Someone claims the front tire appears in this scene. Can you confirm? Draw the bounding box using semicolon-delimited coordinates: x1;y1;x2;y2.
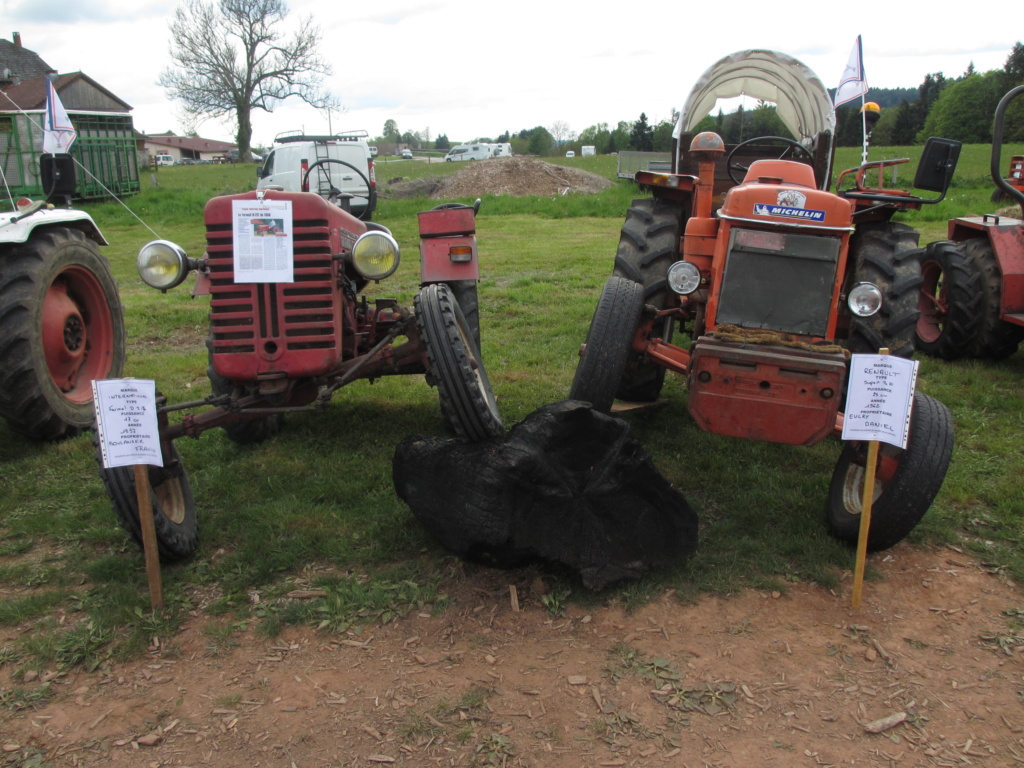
569;277;644;413
206;338;282;444
914;240;981;359
963;237;1024;359
844;222;921;358
827;392;953;552
611;198;682;402
96;437;199;562
415;283;502;441
0;228;126;439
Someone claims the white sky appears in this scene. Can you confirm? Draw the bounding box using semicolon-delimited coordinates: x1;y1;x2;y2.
2;0;1018;148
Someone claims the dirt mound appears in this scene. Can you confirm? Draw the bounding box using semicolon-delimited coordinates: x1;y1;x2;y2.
384;156;613;199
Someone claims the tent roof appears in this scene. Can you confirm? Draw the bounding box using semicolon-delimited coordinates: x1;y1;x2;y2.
675;49;835;141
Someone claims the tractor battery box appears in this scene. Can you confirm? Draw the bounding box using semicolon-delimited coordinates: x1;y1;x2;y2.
417;207;476;237
687;337;846;446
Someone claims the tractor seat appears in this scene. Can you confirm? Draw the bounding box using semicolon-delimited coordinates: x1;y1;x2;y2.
743;159;816;188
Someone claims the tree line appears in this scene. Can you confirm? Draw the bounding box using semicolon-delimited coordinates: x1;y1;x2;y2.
379;42;1024;156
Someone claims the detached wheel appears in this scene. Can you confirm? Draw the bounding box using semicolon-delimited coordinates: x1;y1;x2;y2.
415;283;502;441
0;228;125;439
95;436;199;562
914;240;981;359
569;276;644;413
844;222;921;358
206;338;282;444
827;392;953;552
963;237;1024;359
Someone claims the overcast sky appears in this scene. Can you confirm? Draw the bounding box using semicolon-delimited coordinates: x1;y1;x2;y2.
3;0;1018;148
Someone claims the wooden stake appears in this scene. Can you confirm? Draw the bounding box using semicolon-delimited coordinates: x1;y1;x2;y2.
851;348;889;610
133;464;164;610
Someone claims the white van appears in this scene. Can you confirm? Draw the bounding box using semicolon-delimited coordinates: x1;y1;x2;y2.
257;131;376;219
444;144;492;162
155;153;174;166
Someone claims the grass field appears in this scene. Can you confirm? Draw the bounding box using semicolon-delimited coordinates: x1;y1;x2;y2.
1;144;1022;669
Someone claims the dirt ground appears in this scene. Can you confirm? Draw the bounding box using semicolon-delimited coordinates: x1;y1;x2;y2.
3;545;1024;768
382;156;613;199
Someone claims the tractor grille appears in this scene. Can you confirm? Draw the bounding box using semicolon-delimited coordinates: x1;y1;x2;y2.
716;227;841;337
205;216;341;378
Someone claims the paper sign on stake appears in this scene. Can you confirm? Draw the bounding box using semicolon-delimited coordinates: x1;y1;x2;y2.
92;379;162;468
842;354;918;449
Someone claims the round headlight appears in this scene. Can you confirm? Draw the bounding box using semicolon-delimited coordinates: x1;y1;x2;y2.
848;282;883;317
351;231;400;281
667;260;702;295
137;240;190;290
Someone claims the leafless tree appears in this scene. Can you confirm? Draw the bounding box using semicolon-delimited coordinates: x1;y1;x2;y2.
549;120;571;147
159;0;336;161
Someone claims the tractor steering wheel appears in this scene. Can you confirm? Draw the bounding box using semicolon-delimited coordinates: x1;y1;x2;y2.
726;136;813;185
301;158;373;220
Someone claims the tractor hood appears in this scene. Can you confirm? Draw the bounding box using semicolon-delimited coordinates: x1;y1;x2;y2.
675;49;836;141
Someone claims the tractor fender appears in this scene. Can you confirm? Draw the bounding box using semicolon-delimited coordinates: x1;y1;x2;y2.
0;207;108;247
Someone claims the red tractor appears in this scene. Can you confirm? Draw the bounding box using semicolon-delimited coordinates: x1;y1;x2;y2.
915;85;1024;360
570;50;959;551
96;165;501;561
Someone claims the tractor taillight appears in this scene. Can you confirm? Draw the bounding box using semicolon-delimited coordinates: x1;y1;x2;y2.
448;245;473;263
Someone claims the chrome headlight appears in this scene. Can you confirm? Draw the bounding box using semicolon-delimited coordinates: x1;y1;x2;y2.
351;231;400;280
848;282;883;317
668;261;702;295
137;240;190;291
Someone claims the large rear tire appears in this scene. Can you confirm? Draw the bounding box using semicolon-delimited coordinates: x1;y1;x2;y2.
95;436;199;562
827;392;953;552
415;283;502;442
963;237;1024;359
569;277;644;413
844;222;921;358
611;198;682;402
0;228;125;440
914;240;981;359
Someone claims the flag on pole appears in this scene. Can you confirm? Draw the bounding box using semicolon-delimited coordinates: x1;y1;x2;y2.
42;77;77;154
834;36;868;108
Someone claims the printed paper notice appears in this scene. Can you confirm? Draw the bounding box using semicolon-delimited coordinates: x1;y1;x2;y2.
232;198;294;282
841;355;919;448
92;379;163;468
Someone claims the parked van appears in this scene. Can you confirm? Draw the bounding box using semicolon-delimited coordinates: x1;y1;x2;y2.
155;154;174;166
444;144;492;162
491;143;513;158
257;131;376;219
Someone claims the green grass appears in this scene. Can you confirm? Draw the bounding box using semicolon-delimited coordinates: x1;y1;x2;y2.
1;145;1022;669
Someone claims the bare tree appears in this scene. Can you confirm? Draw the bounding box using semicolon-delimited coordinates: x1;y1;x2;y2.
159;0;335;161
548;120;571;147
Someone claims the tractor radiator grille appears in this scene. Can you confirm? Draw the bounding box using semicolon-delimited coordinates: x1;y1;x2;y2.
716;227;841;337
205;218;339;361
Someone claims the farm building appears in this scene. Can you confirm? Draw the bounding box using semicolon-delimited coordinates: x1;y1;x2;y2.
141;133;238;164
0;32;140;201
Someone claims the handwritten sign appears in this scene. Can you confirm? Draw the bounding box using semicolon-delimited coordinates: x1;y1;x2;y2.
841;354;918;448
92;379;163;468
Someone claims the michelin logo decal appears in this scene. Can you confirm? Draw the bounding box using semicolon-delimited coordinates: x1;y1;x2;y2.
754;189;825;222
754;203;826;222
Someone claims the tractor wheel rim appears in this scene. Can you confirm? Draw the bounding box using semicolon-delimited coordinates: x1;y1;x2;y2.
41;266;117;404
915;261;946;343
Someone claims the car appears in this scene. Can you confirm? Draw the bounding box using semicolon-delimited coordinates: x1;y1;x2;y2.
401;149;414;159
257;131;377;220
565;151;575;158
176;158;197;165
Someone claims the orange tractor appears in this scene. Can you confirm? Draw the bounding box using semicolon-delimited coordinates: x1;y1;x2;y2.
571;50;959;551
915;84;1024;360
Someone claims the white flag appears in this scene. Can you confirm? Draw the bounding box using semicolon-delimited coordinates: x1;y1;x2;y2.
834;36;868;108
42;77;77;154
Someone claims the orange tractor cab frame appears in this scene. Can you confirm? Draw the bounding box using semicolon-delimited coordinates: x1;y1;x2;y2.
571;49;959;552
